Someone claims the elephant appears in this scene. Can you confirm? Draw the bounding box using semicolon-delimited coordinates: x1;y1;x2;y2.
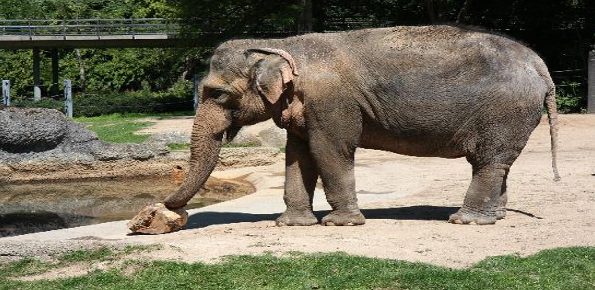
163;25;559;226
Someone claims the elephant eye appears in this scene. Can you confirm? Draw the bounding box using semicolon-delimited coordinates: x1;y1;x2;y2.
210;89;226;99
209;88;234;105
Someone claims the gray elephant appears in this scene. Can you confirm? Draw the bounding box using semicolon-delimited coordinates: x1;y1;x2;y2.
163;25;559;226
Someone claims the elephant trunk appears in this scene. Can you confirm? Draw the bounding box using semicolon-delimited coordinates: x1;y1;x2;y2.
163;100;232;208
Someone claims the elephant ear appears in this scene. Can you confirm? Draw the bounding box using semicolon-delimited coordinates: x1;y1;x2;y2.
247;48;299;104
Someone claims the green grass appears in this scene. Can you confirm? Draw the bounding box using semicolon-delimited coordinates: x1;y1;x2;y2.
166;143;191;151
223;142;260;148
74;112;193;144
1;247;594;289
166;142;261;151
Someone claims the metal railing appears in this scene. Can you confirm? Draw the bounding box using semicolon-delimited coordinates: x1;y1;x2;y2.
0;18;179;37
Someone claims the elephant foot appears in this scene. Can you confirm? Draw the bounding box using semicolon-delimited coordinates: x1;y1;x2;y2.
496;207;506;220
276;210;318;226
322;210;365;226
448;207;497;225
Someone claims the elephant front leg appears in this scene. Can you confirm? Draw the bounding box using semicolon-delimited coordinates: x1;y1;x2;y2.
309;131;365;226
276;133;319;226
449;163;510;225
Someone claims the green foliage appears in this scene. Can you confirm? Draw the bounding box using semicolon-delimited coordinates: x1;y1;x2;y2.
12;98;64;112
1;247;595;289
223;142;260;148
0;0;591;114
556;81;586;113
166;142;190;150
72;81;193;117
10;80;193;117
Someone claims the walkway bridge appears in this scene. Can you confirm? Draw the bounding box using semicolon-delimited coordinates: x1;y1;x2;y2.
0;18;194;100
0;18;185;49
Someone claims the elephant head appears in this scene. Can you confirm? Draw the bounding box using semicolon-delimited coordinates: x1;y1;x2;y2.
163;45;301;208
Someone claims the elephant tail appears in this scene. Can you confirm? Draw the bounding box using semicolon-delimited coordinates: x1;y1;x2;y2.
545;84;561;181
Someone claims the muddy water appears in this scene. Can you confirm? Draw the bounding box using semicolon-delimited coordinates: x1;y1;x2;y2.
0;176;255;237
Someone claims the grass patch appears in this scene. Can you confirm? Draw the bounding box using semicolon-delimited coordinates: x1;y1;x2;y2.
1;247;594;289
59;247;115;263
223;142;260;148
75;114;152;143
74;112;193;144
167;142;261;151
167;143;190;151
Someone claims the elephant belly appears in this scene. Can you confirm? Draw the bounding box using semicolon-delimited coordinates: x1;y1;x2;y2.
359;122;465;158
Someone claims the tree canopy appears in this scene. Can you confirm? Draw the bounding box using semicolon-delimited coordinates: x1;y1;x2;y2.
0;0;592;112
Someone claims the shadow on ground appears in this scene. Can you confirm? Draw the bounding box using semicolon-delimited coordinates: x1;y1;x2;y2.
186;206;543;229
185;206;460;229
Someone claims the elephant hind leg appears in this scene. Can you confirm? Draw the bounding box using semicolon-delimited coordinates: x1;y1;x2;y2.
449;158;515;225
496;172;509;220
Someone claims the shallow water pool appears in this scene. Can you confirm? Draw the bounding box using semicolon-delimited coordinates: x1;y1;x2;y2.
0;176;254;237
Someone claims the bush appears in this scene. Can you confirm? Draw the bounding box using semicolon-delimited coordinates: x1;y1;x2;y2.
12;98;64;112
9;80;194;117
556;81;586;113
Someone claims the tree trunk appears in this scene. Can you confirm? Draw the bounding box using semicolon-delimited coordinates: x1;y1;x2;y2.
296;0;313;34
456;0;474;24
425;0;437;23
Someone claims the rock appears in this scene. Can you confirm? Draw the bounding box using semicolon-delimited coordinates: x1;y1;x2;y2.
0;107;171;165
0;108;68;153
229;120;286;148
257;124;286;148
145;131;191;145
218;147;282;168
127;203;188;234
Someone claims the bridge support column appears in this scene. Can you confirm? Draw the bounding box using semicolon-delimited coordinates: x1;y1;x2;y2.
51;49;59;98
32;48;41;101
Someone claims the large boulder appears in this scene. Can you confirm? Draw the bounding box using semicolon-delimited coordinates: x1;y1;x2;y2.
0;107;170;164
0;108;68;153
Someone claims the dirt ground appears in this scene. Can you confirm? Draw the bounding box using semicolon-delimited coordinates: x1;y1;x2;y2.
136;116;195;135
1;114;595;271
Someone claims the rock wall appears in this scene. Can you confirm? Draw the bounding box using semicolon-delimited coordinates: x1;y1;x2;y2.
0;107;169;164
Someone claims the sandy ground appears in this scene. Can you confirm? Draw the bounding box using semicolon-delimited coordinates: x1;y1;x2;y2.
136;116;195;135
1;114;595;270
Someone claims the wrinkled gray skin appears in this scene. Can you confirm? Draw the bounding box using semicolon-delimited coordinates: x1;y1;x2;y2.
164;25;560;226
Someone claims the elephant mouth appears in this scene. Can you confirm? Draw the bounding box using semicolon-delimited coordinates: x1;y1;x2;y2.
225;126;242;142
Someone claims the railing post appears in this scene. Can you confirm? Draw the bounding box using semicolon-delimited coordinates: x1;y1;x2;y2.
64;79;72;118
96;19;101;38
62;19;67;39
28;20;32;39
193;74;200;111
2;80;10;106
33;48;41;101
130;18;135;39
588;49;595;113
